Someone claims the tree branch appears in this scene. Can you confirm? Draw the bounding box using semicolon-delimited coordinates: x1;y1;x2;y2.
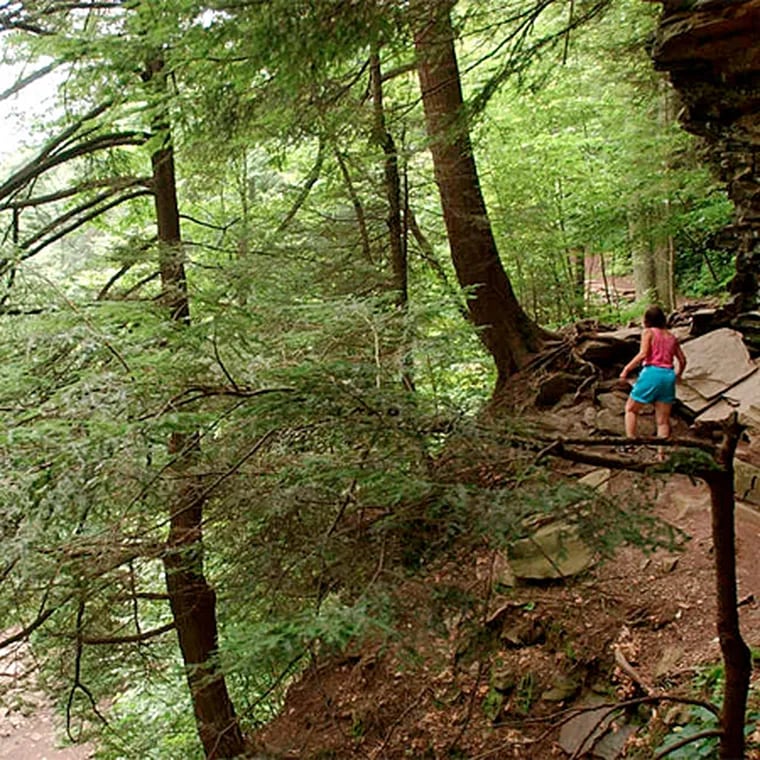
0;61;60;101
1;176;151;210
276;140;324;233
20;186;152;249
0;130;148;203
15;189;152;264
81;622;175;646
654;730;722;759
334;147;373;264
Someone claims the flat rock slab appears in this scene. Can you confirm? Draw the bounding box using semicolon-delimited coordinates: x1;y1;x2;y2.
508;520;594;581
578;469;612;493
694;367;760;426
577;329;639;364
678;328;756;414
558;697;636;759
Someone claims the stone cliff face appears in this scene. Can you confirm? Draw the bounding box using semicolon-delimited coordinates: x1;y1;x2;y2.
653;0;760;326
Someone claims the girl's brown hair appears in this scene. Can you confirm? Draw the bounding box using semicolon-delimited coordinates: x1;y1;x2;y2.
643;305;667;328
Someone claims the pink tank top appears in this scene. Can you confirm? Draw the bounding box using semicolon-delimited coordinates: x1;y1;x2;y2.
646;328;677;369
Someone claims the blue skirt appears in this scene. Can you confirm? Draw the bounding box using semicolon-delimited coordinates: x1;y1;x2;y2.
630;365;676;405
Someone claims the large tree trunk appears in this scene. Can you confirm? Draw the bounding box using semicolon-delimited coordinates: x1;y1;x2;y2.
147;58;245;760
410;0;545;391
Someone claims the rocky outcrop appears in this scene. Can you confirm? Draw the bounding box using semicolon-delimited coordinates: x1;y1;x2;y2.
653;0;760;320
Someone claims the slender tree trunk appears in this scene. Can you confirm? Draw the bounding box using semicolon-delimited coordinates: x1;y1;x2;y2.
653;80;676;311
411;0;545;391
334;149;373;264
704;420;751;759
572;247;586;317
371;50;407;307
370;48;414;391
146;57;245;760
629;205;656;302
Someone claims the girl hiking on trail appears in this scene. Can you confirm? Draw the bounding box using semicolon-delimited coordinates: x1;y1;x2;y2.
619;305;687;455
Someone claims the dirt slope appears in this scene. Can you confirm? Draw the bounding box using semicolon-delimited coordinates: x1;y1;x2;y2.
253;473;760;758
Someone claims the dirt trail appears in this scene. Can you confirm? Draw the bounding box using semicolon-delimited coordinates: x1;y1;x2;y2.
0;708;93;760
0;638;93;760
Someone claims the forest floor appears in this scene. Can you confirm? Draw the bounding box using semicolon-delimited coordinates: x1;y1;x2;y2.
7;469;759;760
252;473;760;759
0;637;94;760
252;365;760;758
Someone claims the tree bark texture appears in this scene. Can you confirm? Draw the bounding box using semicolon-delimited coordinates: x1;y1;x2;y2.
371;50;407;307
705;423;751;760
163;434;245;759
370;49;415;391
147;57;245;759
150;142;190;322
411;0;544;389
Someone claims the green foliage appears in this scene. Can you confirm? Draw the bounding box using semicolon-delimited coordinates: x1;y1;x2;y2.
0;0;744;755
652;664;760;759
474;0;730;322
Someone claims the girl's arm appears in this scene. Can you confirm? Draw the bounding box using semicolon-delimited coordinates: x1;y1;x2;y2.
674;341;687;380
620;329;652;380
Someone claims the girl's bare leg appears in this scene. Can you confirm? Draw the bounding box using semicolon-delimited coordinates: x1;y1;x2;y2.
625;398;643;438
654;401;672;460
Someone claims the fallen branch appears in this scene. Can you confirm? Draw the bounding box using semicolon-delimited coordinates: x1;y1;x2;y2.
613;645;653;696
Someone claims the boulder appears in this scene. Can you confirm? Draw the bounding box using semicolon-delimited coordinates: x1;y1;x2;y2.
735;311;760;356
508;519;595;581
576;328;640;365
597;392;626;414
653;0;760;314
678;329;757;415
594;409;624;436
558;695;637;759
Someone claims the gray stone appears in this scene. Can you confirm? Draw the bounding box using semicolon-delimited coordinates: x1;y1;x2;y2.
508;520;595;581
694;365;760;426
678;329;756;414
578;469;611;493
501;619;545;648
577;329;639;365
593;725;638;760
597;393;625;414
486;551;516;588
655;645;684;680
735;459;760;506
558;699;612;755
595;409;623;435
541;673;581;702
491;667;517;693
558;696;636;759
583;406;598;428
